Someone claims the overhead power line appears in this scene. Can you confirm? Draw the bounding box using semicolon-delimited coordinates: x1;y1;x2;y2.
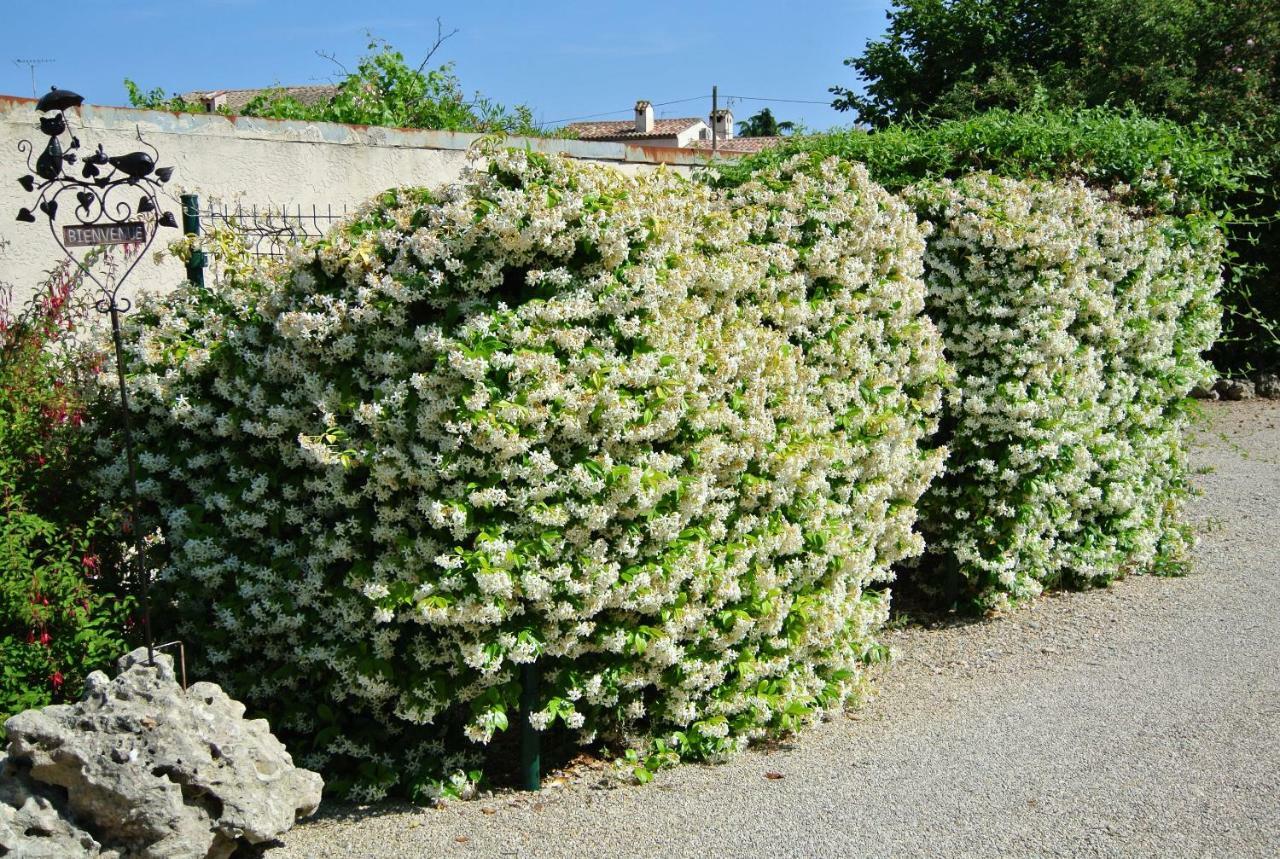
538;92;834;129
537;95;706;128
723;95;832;105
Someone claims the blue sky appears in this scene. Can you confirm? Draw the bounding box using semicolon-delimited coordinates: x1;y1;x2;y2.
0;0;890;131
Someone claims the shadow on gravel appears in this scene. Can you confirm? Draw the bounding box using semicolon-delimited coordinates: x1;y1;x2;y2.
879;564;1151;633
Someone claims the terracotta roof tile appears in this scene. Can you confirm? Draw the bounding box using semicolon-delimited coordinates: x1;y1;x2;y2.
565;117;706;140
181;85;338;113
687;136;787;154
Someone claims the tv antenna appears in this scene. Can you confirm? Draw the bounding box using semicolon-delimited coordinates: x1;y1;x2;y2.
13;59;55;97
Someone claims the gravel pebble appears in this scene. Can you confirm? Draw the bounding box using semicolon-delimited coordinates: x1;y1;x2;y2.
267;401;1280;858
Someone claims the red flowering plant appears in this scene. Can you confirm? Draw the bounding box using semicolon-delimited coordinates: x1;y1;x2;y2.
0;257;133;727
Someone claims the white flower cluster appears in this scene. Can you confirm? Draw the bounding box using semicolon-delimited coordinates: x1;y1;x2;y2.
115;151;945;799
904;174;1222;609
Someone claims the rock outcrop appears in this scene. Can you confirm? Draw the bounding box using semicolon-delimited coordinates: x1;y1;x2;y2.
0;760;117;858
1;648;322;859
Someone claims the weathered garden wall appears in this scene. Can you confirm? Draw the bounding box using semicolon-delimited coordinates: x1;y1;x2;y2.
0;95;719;307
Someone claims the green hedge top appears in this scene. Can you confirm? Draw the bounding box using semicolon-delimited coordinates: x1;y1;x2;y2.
710;107;1247;219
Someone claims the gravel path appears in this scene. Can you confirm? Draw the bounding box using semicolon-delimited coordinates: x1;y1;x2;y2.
267;401;1280;858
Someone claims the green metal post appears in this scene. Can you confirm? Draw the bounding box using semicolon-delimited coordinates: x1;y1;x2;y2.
520;662;541;791
180;194;205;287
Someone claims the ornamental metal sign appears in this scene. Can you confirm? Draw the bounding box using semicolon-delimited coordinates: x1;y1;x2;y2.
14;86;179;304
62;220;146;247
12;86;178;666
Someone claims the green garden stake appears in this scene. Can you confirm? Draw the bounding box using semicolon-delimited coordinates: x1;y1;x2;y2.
520;662;540;791
180;194;205;287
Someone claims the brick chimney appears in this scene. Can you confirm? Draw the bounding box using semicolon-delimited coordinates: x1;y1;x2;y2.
711;108;734;140
635;100;654;133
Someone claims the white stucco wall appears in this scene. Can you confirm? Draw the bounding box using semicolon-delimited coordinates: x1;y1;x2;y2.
675;122;713;147
0;96;726;309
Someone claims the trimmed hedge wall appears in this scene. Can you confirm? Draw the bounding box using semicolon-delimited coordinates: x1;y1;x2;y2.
711;108;1261;373
903;173;1221;610
114;151;946;800
100;146;1223;798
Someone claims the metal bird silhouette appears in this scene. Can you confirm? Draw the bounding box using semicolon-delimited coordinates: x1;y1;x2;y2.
108;151;155;179
35;87;83;113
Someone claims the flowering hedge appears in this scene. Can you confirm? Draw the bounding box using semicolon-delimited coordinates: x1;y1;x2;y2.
901;174;1222;610
711;109;1265;374
114;151;945;799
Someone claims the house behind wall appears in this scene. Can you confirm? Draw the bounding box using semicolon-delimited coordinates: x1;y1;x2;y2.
0;95;733;308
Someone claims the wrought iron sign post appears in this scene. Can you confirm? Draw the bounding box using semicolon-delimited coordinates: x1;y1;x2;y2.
14;87;182;666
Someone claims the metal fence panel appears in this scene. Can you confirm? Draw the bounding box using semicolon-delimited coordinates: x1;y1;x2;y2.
201;201;348;258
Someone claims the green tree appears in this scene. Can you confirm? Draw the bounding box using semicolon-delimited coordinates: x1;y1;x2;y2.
831;0;1279;133
123;80;199;113
736;107;797;137
127;36;551;137
831;0;1280;372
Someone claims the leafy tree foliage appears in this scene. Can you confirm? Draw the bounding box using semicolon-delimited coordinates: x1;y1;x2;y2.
832;0;1278;133
831;0;1280;372
126;39;549;137
736;107;797;137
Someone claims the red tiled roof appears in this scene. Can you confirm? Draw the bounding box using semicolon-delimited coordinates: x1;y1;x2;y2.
687;136;787;154
181;85;338;113
565;117;706;140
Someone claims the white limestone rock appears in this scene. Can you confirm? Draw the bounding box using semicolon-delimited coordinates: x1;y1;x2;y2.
0;756;118;858
1;648;322;858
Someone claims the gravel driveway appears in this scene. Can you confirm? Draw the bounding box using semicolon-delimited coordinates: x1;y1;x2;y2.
267;401;1280;858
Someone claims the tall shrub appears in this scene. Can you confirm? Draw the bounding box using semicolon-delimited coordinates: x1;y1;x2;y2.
711;109;1265;372
826;0;1279;373
903;174;1222;609
1;264;132;724
711;109;1242;218
114;151;946;799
